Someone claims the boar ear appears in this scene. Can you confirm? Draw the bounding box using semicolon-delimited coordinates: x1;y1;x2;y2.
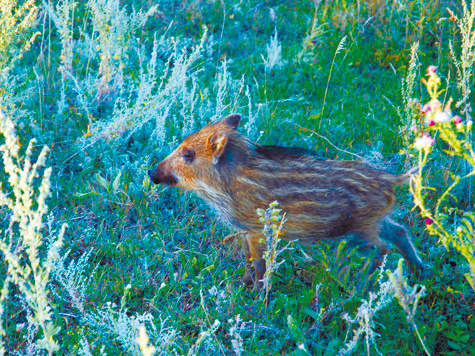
221;114;241;130
206;133;228;164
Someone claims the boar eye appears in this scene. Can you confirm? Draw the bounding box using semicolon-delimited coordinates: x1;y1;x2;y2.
181;149;195;164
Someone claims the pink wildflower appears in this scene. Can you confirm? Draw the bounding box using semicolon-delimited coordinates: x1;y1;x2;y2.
414;132;436;150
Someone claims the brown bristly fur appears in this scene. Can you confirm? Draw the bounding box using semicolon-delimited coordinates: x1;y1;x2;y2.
148;114;425;288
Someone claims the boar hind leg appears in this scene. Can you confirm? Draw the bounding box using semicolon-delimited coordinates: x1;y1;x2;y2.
242;234;266;289
380;217;425;271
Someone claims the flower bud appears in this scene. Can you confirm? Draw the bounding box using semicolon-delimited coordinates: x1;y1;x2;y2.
427;65;437;75
421;104;431;114
453;115;462;125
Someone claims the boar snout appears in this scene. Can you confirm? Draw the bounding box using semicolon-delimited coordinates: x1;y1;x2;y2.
147;169;157;183
148;163;179;186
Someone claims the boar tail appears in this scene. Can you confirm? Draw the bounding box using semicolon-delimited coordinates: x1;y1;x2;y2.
394;166;420;186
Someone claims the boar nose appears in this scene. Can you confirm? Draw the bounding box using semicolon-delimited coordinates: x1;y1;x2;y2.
147;169;159;184
147;163;178;186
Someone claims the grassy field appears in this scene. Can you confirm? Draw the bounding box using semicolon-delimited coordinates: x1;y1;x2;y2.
0;0;474;355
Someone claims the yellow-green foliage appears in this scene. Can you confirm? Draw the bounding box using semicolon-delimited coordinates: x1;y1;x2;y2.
0;0;40;72
136;325;157;356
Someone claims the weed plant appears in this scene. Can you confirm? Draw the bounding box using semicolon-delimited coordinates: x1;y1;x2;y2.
411;65;475;290
256;201;289;307
0;0;474;355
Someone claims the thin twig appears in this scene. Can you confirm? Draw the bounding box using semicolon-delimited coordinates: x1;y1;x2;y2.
62;139;98;164
295;124;365;161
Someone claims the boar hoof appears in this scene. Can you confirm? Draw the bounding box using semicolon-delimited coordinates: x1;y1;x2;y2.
241;273;264;290
241;272;253;286
415;263;432;279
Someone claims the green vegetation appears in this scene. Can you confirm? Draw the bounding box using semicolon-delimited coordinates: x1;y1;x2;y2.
0;0;474;354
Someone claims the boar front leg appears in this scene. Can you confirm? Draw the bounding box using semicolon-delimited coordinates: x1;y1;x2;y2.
242;233;266;288
241;236;254;285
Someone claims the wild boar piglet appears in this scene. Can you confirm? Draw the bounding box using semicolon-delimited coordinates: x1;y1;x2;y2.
148;114;425;287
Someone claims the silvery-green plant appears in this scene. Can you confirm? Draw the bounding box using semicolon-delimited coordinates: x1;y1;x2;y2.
43;0;77;115
207;285;228;314
398;41;420;163
89;29;208;144
0;109;66;355
212;59;232;122
78;332;107;356
339;261;394;356
339;259;427;356
86;0;159;104
186;319;220;356
297;0;325;63
185;289;226;356
46;0;159;121
262;28;283;71
44;0;75;74
242;78;260;141
387;259;429;356
228;315;245;356
14;297;38;356
51;248;97;314
188;290;221;355
83;302;177;356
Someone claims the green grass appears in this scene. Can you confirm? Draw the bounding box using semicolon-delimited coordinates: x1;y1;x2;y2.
1;0;474;355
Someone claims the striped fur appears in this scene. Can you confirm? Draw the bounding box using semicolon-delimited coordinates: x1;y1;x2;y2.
148;114;425;287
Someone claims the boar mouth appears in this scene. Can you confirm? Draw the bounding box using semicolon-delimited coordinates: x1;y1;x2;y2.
147;169;179;186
